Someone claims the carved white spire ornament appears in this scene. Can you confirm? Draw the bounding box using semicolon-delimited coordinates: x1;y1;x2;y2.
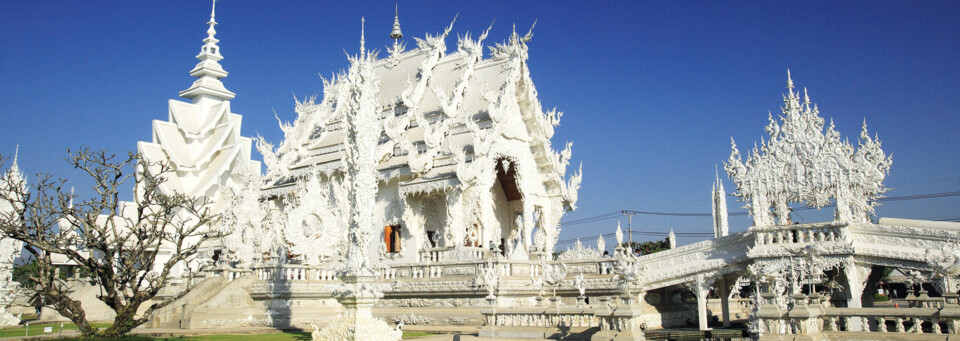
712;166;729;237
724;71;892;228
180;0;234;100
313;18;401;341
390;4;403;40
668;229;676;249
385;5;407;61
0;145;26;218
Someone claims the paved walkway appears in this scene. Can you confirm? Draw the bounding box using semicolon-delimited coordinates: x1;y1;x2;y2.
408;334;545;341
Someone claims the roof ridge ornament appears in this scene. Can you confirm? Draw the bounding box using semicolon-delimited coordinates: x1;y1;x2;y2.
179;0;236;101
386;5;407;63
390;4;403;40
360;17;366;57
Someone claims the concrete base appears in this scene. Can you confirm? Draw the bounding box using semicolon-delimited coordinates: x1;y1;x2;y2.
761;331;960;341
589;329;645;341
480;326;595;340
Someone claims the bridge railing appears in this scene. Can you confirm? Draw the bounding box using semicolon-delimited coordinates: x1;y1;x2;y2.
242;257;618;291
757;293;960;338
481;306;599;328
753;221;847;246
418;246;487;263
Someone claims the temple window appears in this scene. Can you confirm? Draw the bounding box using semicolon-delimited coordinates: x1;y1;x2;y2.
385;225;402;253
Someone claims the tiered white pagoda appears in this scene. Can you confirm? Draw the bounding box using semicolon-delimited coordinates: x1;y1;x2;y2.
136;2;260;275
0;147;24;326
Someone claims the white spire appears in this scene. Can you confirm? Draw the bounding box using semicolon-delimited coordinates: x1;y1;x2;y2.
712;165;729;238
180;0;235;101
2;145;26;200
10;145;18;175
360;17;366;57
668;229;676;249
6;145;22;183
390;4;403;40
787;69;794;89
207;0;217;40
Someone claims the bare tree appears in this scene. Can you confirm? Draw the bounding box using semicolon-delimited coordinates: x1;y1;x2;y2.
0;148;220;337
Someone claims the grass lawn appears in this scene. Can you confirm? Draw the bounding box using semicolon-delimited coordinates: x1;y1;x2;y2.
45;330;436;340
0;322;111;338
159;331;436;340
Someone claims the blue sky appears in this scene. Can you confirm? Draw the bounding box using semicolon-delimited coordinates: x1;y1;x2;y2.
1;1;958;247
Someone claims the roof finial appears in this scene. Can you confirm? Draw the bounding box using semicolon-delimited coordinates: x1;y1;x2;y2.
207;0;218;41
179;0;235;100
6;145;22;182
786;69;797;102
390;4;403;40
360;17;366;56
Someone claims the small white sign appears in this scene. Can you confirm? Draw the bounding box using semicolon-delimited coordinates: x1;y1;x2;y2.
43;327;52;333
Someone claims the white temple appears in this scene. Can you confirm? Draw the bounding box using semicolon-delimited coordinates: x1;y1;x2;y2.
4;3;960;341
247;14;582;268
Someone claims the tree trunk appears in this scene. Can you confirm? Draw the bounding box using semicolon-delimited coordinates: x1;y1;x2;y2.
98;303;145;337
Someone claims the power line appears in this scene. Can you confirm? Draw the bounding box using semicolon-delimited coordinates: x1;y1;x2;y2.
560;189;960;226
555;231;714;245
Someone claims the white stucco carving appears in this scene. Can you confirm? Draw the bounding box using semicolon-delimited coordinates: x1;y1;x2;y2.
312;19;401;341
725;72;891;227
542;261;569;298
475;259;502;299
925;239;960;294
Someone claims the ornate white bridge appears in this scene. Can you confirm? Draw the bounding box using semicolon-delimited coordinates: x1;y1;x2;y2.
147;216;960;341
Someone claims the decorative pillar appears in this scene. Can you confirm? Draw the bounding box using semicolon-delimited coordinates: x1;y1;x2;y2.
400;196;424;256
445;188;465;247
314;18;401;341
718;276;731;327
841;259;872;331
689;274;715;331
522;200;535;252
774;199;790;225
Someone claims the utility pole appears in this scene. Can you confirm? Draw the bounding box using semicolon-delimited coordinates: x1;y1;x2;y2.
622;210;636;245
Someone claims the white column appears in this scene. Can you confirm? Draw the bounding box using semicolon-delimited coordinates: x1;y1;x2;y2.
843;260;871;331
690;274;714;331
445;189;464;247
522;200;534;252
697;289;710;331
719;276;731;327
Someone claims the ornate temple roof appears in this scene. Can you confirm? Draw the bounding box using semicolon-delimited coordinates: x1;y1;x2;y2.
259;19;580;208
